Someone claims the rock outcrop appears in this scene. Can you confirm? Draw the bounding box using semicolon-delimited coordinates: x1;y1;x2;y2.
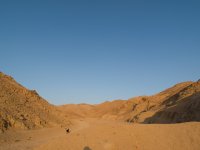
0;72;70;133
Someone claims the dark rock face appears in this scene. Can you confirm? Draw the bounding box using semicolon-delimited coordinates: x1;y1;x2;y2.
143;82;200;124
0;118;11;133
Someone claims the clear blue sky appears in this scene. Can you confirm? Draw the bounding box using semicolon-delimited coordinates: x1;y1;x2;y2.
0;0;200;105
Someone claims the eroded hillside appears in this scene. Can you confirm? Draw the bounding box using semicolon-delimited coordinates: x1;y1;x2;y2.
1;71;199;134
60;81;200;123
0;72;70;133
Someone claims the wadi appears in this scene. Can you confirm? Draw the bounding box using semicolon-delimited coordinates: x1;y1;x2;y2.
0;72;200;150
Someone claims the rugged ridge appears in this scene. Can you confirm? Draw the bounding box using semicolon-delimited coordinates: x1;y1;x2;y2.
1;71;199;134
144;81;200;123
0;72;70;133
60;81;200;123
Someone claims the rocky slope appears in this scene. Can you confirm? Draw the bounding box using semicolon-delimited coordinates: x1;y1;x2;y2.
0;72;70;133
144;81;200;123
1;71;199;133
60;81;200;123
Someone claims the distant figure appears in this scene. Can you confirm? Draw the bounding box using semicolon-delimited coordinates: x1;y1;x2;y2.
198;79;200;82
65;128;70;134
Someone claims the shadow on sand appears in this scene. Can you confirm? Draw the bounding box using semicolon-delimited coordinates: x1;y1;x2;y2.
83;146;92;150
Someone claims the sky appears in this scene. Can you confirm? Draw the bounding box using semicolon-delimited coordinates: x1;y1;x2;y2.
0;0;200;105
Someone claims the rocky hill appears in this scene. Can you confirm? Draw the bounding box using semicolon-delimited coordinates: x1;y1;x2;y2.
143;81;200;123
0;72;70;133
1;71;199;133
60;81;200;123
59;103;95;118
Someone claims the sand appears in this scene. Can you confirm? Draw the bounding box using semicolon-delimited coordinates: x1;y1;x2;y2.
1;72;200;150
1;119;200;150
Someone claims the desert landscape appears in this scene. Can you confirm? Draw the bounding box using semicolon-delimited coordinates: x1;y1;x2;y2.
1;1;200;149
0;72;200;150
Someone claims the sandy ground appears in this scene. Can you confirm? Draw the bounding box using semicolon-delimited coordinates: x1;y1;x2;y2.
0;119;200;150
